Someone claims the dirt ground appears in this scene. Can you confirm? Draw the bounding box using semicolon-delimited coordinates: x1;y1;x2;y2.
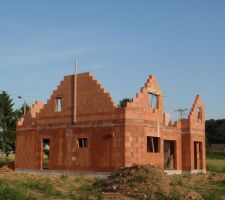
0;165;225;200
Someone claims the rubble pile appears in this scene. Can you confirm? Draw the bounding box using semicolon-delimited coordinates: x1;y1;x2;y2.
0;166;13;173
95;165;203;200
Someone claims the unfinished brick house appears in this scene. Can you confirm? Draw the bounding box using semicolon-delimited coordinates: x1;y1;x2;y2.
15;72;206;173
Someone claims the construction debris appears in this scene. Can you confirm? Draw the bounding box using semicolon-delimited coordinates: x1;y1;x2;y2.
94;165;203;200
0;166;13;173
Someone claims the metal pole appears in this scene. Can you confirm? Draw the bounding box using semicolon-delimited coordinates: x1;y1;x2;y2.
74;59;78;124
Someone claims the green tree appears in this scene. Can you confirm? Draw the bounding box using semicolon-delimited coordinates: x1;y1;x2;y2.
0;91;16;159
14;103;30;119
206;119;225;146
119;98;132;108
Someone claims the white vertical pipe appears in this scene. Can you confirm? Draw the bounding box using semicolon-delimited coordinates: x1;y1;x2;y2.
74;59;77;124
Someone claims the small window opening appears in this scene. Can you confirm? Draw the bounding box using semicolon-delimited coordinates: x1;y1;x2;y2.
78;138;88;148
149;93;158;109
197;107;202;122
147;136;160;153
56;96;62;112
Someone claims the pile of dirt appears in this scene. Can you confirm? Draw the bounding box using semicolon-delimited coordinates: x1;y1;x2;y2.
7;161;15;170
0;166;13;173
94;165;203;200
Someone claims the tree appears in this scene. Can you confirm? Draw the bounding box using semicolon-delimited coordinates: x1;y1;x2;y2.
206;119;225;146
0;91;30;160
14;103;30;119
0;91;16;159
119;98;132;108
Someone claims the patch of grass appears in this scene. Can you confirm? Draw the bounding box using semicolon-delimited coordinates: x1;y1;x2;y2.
206;152;225;173
78;182;93;192
207;159;225;173
25;178;61;196
0;179;36;200
0;185;37;200
207;152;225;160
170;176;183;186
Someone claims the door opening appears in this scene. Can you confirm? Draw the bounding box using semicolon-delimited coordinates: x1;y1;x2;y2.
194;141;203;170
164;140;176;170
42;139;50;170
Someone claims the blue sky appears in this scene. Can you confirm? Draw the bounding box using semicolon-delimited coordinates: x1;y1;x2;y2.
0;0;225;120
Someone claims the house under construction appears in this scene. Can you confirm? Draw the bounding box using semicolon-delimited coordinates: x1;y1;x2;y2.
15;72;206;173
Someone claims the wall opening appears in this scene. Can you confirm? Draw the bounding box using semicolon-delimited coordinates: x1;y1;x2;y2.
78;138;88;148
197;107;202;122
56;96;62;112
149;93;158;109
164;140;176;170
194;141;203;170
147;136;160;153
42;139;50;170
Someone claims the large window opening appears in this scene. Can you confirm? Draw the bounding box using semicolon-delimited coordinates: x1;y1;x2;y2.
147;136;160;153
78;138;88;148
56;96;62;112
164;140;176;170
42;139;50;170
149;93;158;109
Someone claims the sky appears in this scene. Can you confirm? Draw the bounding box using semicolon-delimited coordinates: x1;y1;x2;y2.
0;0;225;120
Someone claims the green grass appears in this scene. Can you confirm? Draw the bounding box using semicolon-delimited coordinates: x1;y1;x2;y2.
207;153;225;173
201;179;225;200
25;178;61;196
0;178;37;200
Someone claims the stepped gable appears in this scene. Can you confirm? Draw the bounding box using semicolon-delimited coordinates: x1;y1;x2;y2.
188;95;205;130
17;101;44;127
37;72;116;126
127;75;164;112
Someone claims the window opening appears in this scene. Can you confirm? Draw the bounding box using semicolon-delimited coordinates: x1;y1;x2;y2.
149;93;158;109
197;107;202;122
78;138;88;148
147;136;160;153
56;96;62;112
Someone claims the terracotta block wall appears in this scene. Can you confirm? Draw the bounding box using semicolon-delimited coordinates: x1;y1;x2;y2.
15;130;41;169
16;125;125;172
16;72;206;173
36;72;117;126
124;124;182;170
